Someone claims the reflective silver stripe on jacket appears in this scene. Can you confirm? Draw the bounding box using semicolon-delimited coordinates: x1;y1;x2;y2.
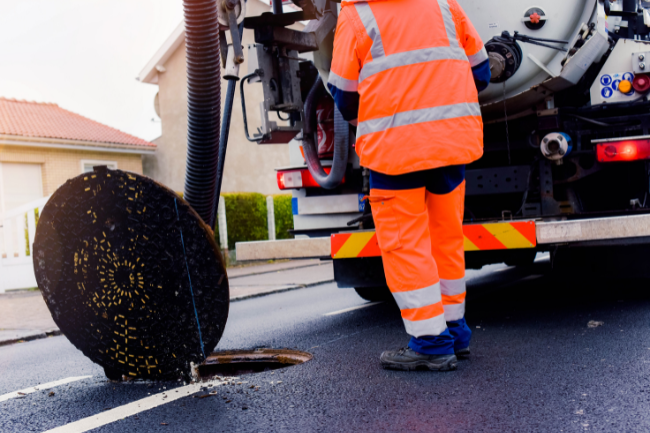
359;45;467;82
357;103;481;137
391;282;441;311
403;313;447;338
467;47;488;67
328;70;359;92
356;0;468;82
354;3;385;60
438;0;460;49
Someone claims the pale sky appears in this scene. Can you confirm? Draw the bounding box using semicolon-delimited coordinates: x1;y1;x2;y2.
0;0;184;142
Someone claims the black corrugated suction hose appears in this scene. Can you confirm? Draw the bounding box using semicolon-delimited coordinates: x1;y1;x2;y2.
211;21;245;228
182;0;222;227
303;76;349;190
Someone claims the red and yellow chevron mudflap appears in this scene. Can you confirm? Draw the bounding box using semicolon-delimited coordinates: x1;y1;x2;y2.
463;221;536;251
331;231;381;259
330;221;536;259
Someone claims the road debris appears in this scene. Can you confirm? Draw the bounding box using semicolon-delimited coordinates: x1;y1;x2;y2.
48;392;55;397
588;321;604;328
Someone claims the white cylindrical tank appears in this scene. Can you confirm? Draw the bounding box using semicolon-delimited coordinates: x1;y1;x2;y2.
458;0;597;104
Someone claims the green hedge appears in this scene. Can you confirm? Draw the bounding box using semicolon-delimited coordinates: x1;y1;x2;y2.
273;195;293;241
215;193;294;249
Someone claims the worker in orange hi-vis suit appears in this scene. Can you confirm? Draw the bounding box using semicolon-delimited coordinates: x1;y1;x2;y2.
327;0;490;371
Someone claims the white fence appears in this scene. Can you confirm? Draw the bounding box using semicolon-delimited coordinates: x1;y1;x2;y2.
0;194;279;292
0;196;50;293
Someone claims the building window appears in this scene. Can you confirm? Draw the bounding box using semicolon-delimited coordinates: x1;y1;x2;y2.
81;160;118;173
0;162;44;214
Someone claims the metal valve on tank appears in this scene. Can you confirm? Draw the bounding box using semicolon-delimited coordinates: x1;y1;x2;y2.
486;35;523;83
541;132;573;164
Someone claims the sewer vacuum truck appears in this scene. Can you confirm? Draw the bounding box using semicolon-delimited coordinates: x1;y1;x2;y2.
235;0;650;299
32;0;650;380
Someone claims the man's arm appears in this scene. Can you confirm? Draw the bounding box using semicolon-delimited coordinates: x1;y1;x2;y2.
450;0;491;92
327;9;361;123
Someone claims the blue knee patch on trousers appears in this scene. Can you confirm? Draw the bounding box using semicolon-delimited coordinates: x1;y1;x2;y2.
447;318;472;350
408;328;455;355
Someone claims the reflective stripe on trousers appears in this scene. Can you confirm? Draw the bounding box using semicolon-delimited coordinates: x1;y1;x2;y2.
392;282;447;337
441;277;466;321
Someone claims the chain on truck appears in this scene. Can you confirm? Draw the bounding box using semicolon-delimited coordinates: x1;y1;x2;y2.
234;0;650;300
32;0;650;380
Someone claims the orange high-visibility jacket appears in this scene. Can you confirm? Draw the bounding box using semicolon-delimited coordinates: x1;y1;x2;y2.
328;0;488;175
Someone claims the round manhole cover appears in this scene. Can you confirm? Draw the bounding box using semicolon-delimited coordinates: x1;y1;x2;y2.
198;349;313;377
33;167;229;381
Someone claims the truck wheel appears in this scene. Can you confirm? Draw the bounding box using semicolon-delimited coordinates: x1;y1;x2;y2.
504;250;537;267
354;286;393;302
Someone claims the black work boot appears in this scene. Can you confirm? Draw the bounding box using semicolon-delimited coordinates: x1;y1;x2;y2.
380;347;457;371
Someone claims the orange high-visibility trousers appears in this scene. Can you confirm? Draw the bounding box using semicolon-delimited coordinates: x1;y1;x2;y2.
369;182;466;338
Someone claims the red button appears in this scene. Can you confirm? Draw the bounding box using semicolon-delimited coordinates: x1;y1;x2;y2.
530;12;541;24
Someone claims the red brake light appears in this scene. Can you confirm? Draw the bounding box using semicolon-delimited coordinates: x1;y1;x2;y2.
277;167;340;190
596;139;650;162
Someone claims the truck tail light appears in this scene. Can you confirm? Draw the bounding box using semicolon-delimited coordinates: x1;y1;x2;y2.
277;168;339;190
596;139;650;162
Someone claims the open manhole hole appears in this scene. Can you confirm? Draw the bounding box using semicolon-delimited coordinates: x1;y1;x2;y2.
198;349;312;378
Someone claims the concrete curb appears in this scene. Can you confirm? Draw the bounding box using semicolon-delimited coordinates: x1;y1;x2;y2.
230;279;335;302
0;328;62;347
0;278;336;346
227;261;324;279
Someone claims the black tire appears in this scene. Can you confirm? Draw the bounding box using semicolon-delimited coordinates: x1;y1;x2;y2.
354;286;393;302
504;250;537;267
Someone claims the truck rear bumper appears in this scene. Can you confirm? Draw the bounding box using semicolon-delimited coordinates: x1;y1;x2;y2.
236;214;650;261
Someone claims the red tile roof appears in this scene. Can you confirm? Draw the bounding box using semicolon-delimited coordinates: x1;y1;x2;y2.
0;97;155;147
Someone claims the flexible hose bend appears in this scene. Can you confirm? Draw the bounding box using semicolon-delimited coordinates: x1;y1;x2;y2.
302;77;349;190
182;0;222;227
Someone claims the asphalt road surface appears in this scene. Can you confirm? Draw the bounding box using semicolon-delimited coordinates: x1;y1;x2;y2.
3;255;650;432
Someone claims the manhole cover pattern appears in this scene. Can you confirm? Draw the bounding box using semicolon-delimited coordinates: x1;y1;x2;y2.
33;167;229;380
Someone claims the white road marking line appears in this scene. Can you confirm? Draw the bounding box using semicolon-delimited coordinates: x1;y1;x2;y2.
324;302;382;316
0;376;92;402
43;379;225;433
